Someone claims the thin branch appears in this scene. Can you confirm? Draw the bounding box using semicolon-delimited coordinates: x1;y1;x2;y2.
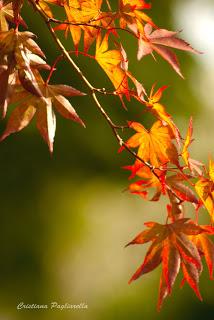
105;0;112;11
47;17;138;39
28;0;183;201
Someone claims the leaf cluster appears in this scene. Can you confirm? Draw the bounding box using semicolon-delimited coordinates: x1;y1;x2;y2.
0;0;213;311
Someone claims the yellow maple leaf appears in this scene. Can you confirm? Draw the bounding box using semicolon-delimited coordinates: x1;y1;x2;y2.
209;158;214;183
195;177;214;223
123;120;179;167
56;1;112;51
182;118;204;175
145;84;181;145
95;32;129;97
68;0;102;23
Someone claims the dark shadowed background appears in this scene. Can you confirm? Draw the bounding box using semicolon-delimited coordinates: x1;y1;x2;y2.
0;0;214;319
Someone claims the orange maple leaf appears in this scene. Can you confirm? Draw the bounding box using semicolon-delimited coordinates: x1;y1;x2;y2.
145;84;181;145
118;0;156;34
120;120;179;168
190;226;214;280
124;162;199;204
55;1;112;51
123;162;165;201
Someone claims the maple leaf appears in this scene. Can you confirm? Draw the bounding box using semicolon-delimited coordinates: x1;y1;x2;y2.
182;117;204;175
54;4;82;50
1;70;86;153
55;1;111;52
118;0;156;35
68;0;103;23
166;173;200;220
0;29;49;117
124;162;198;205
123;162;165;201
0;0;26;31
55;8;83;51
31;0;64;20
190;225;214;280
182;117;192;166
144;84;181;145
0;56;15;118
120;120;179;168
38;0;62;18
167;174;199;205
137;24;201;77
195;178;214;223
0;28;47;76
194;159;214;222
126;219;206;309
95;32;129;98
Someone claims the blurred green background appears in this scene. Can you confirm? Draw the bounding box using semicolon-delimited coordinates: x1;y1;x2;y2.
0;0;214;319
